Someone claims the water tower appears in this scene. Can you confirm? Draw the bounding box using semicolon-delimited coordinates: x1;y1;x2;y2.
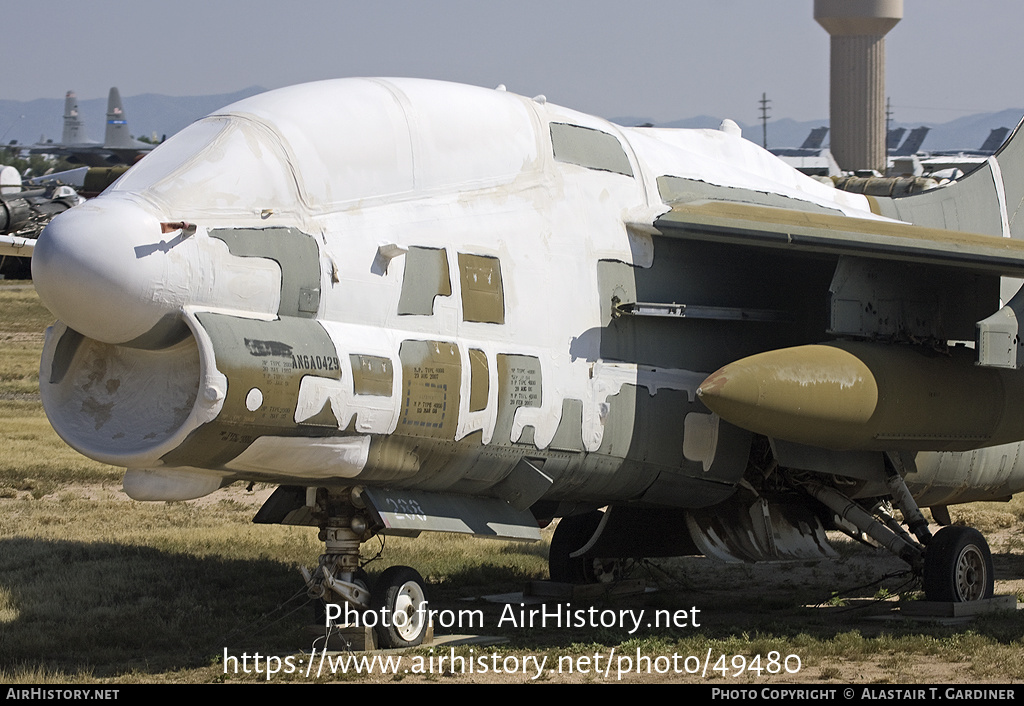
815;0;902;173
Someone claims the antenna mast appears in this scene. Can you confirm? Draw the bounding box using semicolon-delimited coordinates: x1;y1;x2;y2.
759;93;771;149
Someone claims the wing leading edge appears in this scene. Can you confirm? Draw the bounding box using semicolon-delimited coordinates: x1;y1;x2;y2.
652;199;1024;277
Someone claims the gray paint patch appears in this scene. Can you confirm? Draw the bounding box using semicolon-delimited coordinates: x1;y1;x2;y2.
209;227;321;319
550;123;633;177
398;246;452;316
397;340;461;439
549;399;585;452
468;348;489;412
160;313;339;468
195;312;340;428
350;354;394;397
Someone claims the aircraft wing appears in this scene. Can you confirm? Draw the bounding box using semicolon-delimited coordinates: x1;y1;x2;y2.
29;144;128;167
0;235;36;258
651;199;1024;277
29;167;90;188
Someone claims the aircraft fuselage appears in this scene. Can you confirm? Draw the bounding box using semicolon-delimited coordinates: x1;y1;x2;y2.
30;78;1024;515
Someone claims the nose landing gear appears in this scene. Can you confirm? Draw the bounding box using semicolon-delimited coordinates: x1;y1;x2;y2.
371;566;430;648
301;494;431;649
304;536;432;649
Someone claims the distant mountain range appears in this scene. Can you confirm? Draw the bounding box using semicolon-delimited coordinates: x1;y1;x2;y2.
2;86;1020;154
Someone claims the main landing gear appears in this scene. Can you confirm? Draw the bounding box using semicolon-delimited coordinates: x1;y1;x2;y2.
548;509;626;585
301;491;431;649
544;457;997;604
805;453;994;603
549;511;604;583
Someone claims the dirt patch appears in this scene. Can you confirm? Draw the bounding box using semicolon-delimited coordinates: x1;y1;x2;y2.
0;332;45;343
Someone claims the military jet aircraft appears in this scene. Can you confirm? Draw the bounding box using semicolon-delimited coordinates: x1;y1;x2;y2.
5;78;1024;648
0;166;84;278
29;88;154;167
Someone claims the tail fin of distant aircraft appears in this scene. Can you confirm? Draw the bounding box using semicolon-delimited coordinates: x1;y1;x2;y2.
979;127;1011;154
893;126;930;156
886;126;906;151
800;127;829;150
61;91;88;145
103;87;133;149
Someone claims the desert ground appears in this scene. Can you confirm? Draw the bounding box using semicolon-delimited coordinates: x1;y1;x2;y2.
0;284;1021;684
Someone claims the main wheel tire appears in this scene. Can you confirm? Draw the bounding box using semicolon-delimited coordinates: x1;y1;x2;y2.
370;566;429;648
548;511;605;584
923;526;994;602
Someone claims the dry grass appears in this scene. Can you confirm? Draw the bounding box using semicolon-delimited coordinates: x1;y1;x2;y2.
1;284;1023;684
0;284;57;333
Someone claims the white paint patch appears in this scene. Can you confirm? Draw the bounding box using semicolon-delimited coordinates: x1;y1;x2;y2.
224;435;371;478
623;124;879;219
294;376;346;427
245;387;264;411
988;155;1011;239
123;467;229;501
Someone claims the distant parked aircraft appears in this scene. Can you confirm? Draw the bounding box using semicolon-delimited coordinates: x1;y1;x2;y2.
30;88;154;166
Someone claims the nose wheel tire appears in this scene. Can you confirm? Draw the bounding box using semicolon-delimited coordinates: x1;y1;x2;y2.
923;526;994;603
370;566;429;648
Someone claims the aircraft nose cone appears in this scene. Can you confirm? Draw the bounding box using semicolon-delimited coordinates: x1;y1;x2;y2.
33;198;169;344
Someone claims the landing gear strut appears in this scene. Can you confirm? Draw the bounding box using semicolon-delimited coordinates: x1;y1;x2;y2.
804;455;995;603
301;490;431;648
302;527;371;609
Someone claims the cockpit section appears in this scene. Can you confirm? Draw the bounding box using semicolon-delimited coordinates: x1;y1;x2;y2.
109;117;301;221
110;78;547;218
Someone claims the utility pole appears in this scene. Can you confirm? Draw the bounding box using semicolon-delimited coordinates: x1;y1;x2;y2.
759;93;771;149
886;96;893;141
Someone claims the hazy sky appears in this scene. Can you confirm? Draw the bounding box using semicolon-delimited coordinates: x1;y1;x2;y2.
5;1;1021;124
